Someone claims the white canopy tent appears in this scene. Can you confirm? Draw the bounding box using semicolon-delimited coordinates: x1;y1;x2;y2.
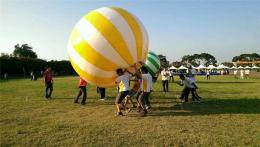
169;65;177;70
217;64;229;69
178;65;188;70
238;66;244;69
196;64;207;69
252;65;259;69
207;65;217;69
245;66;251;69
231;66;237;69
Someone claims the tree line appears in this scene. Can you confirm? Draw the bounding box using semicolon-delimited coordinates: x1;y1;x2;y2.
0;44;75;78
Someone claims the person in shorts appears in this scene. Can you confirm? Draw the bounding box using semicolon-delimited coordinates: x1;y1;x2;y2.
115;68;132;116
124;68;142;108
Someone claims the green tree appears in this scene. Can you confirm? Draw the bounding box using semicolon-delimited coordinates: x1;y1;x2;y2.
158;54;169;68
232;53;260;62
13;44;37;59
181;53;217;66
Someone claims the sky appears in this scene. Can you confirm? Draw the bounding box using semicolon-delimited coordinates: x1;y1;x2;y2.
1;0;260;63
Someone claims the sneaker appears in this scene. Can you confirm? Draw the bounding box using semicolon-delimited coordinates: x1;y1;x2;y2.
125;108;132;114
74;100;79;103
139;110;147;117
115;112;124;116
136;106;142;113
81;102;86;105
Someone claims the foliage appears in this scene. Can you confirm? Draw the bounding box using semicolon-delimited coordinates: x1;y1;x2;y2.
13;44;38;59
171;61;182;68
232;53;260;62
0;56;75;77
181;53;217;66
221;62;233;67
158;54;169;68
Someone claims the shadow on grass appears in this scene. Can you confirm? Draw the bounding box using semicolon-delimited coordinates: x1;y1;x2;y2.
196;81;256;84
149;98;260;116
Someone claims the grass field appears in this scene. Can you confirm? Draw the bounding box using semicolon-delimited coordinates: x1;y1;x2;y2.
1;75;260;146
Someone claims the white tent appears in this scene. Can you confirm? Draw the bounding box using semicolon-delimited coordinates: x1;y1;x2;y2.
169;65;177;70
217;64;229;69
231;66;237;69
207;65;217;69
245;66;251;69
238;66;244;69
252;65;259;69
178;65;188;70
196;64;206;69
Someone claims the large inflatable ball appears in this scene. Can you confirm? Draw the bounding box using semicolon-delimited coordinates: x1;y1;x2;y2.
68;7;149;87
144;51;161;76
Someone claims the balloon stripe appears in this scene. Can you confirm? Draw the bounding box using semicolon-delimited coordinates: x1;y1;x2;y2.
146;60;158;74
147;57;160;69
76;18;129;68
111;7;143;61
68;42;116;78
134;16;149;61
71;29;119;71
95;7;137;62
148;54;161;66
70;60;116;87
145;66;156;76
85;11;134;65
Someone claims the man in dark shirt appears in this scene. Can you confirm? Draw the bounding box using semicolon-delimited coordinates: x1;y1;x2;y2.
43;67;53;98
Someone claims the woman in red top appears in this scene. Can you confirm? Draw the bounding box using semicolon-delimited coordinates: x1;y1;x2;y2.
75;77;87;105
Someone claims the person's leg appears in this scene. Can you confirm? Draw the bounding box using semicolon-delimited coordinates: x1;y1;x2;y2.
166;80;169;92
191;88;198;101
45;84;49;98
48;83;53;98
75;87;82;103
81;87;87;105
144;92;151;109
184;87;190;102
100;88;105;99
162;80;166;92
139;92;148;116
115;91;128;115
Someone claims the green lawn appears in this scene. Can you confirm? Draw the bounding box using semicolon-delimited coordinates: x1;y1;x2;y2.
1;75;260;146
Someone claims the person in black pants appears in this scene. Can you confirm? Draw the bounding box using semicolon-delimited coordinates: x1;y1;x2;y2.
43;67;53;99
97;87;106;100
75;78;87;105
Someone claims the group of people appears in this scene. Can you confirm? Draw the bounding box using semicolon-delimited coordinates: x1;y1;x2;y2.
42;63;202;117
233;69;250;79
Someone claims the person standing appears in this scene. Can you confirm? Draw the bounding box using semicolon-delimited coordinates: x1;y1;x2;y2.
43;67;53;99
178;74;201;102
234;70;238;79
75;77;87;105
97;87;106;100
206;69;210;80
245;69;250;79
240;69;244;79
114;68;132;116
161;68;170;92
138;67;153;117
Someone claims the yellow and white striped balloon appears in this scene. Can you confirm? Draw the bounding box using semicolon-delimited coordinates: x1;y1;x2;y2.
68;7;149;87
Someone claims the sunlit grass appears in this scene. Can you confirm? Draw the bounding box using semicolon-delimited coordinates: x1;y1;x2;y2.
0;75;260;146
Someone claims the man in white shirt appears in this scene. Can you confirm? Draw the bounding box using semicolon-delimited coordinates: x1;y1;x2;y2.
138;66;153;117
245;69;250;79
161;68;170;92
179;74;201;102
234;70;238;79
115;68;132;116
240;69;244;79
